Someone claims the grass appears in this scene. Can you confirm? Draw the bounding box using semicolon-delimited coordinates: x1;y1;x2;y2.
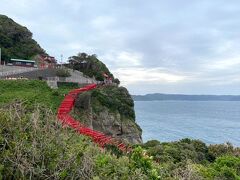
0;80;76;112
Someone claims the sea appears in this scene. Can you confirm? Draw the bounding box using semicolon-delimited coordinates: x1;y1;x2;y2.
134;101;240;147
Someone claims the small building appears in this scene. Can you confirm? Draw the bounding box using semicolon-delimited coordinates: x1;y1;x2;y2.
9;59;36;67
35;54;57;69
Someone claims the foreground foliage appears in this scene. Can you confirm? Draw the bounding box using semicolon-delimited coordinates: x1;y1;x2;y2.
1;103;239;179
142;139;240;179
0;103;160;179
0;80;239;179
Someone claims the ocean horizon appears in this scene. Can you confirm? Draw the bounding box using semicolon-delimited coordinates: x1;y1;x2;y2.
135;100;240;147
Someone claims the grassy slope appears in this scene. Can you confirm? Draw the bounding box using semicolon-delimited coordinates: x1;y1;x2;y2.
0;80;73;111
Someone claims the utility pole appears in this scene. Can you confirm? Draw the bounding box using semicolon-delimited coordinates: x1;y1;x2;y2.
0;48;2;75
0;48;4;66
61;54;63;69
0;48;1;65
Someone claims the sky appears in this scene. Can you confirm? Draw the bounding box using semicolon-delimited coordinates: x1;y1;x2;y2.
1;0;240;95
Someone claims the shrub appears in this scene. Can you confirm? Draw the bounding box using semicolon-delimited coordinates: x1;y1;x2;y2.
91;86;135;120
143;140;161;148
129;146;160;179
208;143;236;160
56;69;71;77
0;103;98;179
51;90;60;96
57;82;79;88
113;78;120;85
0;102;161;179
198;156;240;179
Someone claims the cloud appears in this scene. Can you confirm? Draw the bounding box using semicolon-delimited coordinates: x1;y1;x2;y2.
1;0;240;94
113;67;186;86
101;51;143;69
91;16;116;30
206;58;240;70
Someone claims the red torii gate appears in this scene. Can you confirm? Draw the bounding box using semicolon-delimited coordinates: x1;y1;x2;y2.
57;84;128;152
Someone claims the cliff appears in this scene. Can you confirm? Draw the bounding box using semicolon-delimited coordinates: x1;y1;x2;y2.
73;85;142;144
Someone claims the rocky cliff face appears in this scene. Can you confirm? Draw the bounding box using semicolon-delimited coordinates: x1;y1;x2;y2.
73;85;142;144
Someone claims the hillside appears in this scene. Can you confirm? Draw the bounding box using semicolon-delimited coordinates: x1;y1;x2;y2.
73;85;142;144
133;93;240;101
0;15;45;61
0;80;72;111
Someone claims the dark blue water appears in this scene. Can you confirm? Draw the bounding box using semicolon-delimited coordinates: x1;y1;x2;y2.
134;101;240;146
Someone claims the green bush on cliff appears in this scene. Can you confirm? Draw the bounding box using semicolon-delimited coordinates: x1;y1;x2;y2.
91;86;135;120
67;53;114;81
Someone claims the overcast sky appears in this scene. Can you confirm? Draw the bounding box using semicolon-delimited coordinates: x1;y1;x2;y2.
1;0;240;95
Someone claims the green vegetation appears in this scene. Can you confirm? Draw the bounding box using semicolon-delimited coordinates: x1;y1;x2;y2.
2;13;239;179
0;80;75;111
56;68;71;77
0;104;160;179
0;15;45;61
91;86;135;120
142;139;240;179
113;78;121;85
57;81;79;88
0;81;239;179
67;53;114;81
198;156;240;180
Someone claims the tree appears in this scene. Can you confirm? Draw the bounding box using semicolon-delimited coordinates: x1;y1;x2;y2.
113;78;120;85
0;15;45;61
67;52;114;81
